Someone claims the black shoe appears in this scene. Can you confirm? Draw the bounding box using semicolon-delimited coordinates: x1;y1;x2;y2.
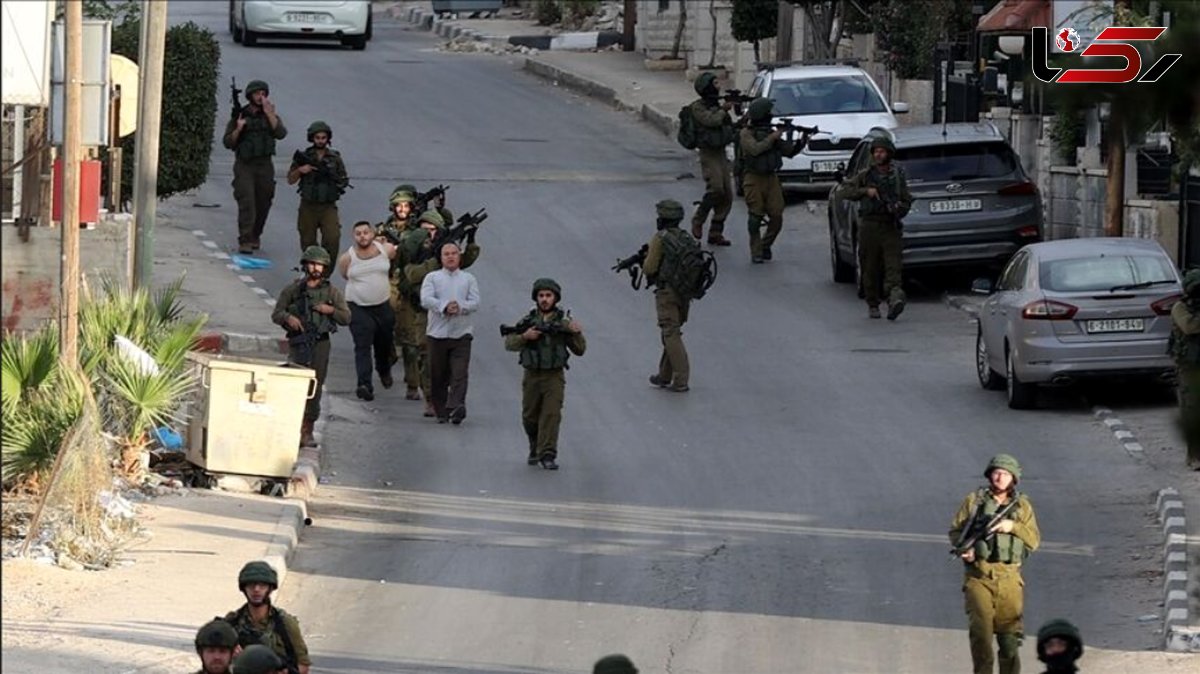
437;415;449;424
380;373;394;389
887;299;906;321
648;374;669;388
668;383;690;393
751;255;764;264
540;457;559;470
450;407;466;425
761;246;772;261
356;385;374;401
527;451;539;466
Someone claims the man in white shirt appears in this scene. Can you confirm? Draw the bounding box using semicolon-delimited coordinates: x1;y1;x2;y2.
338;221;397;401
420;242;480;424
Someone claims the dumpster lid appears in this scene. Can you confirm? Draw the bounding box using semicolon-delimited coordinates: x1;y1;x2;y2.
186;351;315;376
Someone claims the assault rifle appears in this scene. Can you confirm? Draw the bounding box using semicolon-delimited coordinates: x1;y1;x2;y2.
499;317;573;338
865;169;906;230
229;77;242;122
720;88;755;115
435;207;488;249
415;184;449;214
291;150;353;193
950;494;1020;559
774;118;820;136
612;244;649;291
285;284;319;367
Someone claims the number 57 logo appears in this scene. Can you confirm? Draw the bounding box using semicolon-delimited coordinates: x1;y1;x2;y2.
1031;26;1182;84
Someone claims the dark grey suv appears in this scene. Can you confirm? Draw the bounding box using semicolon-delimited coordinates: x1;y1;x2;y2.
827;123;1043;284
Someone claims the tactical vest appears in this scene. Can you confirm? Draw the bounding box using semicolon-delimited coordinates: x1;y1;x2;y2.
743;126;783;174
286;279;338;335
693;101;734;150
224;605;297;668
235;107;277;161
298;147;342;203
971;491;1027;564
518;309;571;371
858;166;905;219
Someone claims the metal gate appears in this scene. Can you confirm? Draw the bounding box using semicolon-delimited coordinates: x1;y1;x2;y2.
1183;167;1200;269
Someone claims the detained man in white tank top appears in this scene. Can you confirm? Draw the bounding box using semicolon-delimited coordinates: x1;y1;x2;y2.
338;221;397;401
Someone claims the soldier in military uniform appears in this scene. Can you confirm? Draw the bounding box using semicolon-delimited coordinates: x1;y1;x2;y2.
271;246;351;447
232;644;288;674
594;654;639;674
431;187;454;226
686;72;735;246
1170;268;1200;469
224;562;311;674
400;210;481;416
1035;618;1083;674
642;200;692;392
949;454;1041;674
378;186;424;400
836;136;912;320
193;618;238;674
739;97;809;264
504;278;586;470
222;80;287;254
286;120;349;269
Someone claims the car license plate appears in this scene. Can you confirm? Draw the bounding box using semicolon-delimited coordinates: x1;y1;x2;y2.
929;199;982;214
1085;318;1144;334
811;161;840;174
286;12;329;23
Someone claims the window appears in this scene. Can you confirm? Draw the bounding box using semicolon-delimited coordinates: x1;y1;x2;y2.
894;142;1019;183
997;252;1029;291
766;75;888;116
748;75;764;98
1039;254;1177;293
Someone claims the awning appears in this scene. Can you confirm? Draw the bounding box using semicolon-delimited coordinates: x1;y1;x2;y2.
976;0;1052;34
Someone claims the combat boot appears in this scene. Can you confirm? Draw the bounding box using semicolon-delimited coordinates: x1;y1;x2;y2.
869;306;882;319
299;421;316;448
761;245;773;261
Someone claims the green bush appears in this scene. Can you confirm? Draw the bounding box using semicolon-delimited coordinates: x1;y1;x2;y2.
731;0;777;63
535;0;562;26
110;20;220;203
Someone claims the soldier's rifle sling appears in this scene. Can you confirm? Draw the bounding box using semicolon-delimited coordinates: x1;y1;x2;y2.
950;495;1020;558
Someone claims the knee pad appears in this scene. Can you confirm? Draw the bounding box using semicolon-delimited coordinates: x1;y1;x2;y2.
997;633;1022;659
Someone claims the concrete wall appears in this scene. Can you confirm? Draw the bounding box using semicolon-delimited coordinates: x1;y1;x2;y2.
1;213;133;334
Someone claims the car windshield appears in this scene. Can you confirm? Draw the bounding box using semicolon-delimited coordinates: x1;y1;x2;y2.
893;142;1018;183
1039;254;1177;293
767;75;887;115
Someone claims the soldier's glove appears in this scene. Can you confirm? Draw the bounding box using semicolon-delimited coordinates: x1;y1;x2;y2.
466;228;477;245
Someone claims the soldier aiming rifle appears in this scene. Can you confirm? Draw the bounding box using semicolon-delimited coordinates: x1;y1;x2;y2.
612;244;649;290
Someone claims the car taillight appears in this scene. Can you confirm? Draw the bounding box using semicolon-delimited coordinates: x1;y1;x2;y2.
1022;299;1078;320
1016;225;1040;238
1151;293;1182;315
998;181;1038;196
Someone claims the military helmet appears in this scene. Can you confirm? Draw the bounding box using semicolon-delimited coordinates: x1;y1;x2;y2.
870;136;896;156
389;189;416;207
532;277;562;302
694;71;719;96
418;209;445;229
232;644;285;674
306;120;332;142
400;227;430;261
238;560;279;590
244;79;269;100
594;654;639;674
985;453;1022;483
747;97;774;122
1182;268;1200;298
194;618;239;652
1036;618;1083;660
299;246;331;267
655;199;685;222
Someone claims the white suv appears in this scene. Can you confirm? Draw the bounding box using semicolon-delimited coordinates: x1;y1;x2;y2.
736;63;907;196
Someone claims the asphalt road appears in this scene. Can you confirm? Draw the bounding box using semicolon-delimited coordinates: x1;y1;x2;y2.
169;4;1185;672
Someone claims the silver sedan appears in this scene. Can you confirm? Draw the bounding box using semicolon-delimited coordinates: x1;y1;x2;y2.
973;238;1182;409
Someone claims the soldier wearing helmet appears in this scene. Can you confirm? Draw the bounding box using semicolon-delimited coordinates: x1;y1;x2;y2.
231;644;288;674
684;71;735;246
222;79;287;254
503;277;586;470
378;185;424;400
193;618;238;674
948;454;1041;674
738;97;810;264
1035;618;1083;673
1169;268;1200;469
287;120;349;272
642;199;694;393
593;654;638;674
224;562;312;674
835;134;913;320
271;247;351;446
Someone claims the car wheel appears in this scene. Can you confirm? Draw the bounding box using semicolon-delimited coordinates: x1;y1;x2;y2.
976;323;1004;390
365;14;373;41
242;12;258;46
1005;346;1037;409
830;221;853;283
343;34;367;50
230;2;244;43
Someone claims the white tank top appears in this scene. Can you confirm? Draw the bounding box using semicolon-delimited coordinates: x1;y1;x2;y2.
344;242;391;306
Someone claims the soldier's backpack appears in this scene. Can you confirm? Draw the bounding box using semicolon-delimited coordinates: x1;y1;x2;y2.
676;105;698;150
658;229;718;300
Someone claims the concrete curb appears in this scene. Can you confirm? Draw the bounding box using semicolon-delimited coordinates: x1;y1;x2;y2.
520;57;679;139
263;496;307;590
1155;488;1198;651
395;4;619;52
943;293;980;318
195;331;288;356
1092;406;1146;456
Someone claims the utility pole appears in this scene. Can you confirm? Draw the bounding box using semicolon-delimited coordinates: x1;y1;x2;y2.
131;0;168;289
60;0;83;368
1105;0;1131;237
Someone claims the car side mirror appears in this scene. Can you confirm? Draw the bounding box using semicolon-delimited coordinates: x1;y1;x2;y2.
892;101;910;114
971;278;994;295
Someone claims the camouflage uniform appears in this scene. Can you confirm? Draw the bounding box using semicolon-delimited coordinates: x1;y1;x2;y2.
687;72;735;245
1035;618;1083;674
1170;269;1200;469
738;98;802;263
949;454;1041;674
642;200;691;392
377;186;421;396
289;121;348;267
222;80;287;253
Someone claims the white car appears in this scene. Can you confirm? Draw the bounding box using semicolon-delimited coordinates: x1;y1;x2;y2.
230;0;372;50
737;63;907;195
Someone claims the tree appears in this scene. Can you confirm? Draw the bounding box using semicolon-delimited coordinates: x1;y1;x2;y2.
670;0;688;60
731;0;778;63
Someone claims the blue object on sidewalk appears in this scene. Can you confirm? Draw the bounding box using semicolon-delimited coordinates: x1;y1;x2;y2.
232;254;272;270
153;426;183;449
